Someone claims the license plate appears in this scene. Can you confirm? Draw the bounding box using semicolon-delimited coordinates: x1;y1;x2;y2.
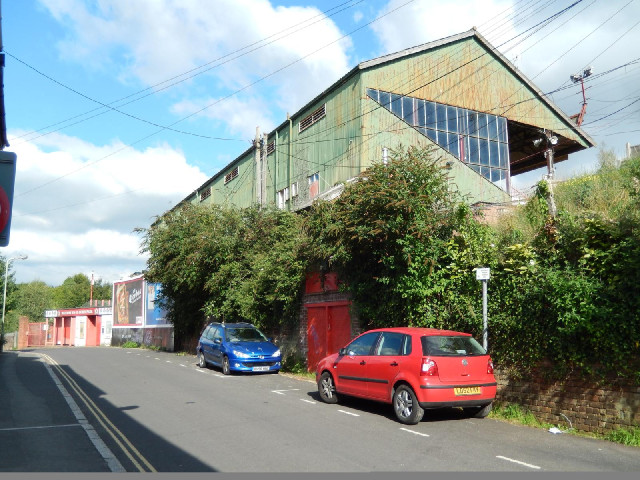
252;366;269;372
454;386;481;396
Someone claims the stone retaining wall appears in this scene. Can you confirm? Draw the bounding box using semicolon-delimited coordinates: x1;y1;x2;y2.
495;369;640;434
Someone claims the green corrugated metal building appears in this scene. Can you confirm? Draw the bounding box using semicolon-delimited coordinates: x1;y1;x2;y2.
179;28;594;213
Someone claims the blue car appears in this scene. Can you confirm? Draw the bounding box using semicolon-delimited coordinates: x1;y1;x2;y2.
196;322;281;375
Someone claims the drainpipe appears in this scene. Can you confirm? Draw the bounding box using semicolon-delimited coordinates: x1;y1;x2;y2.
287;113;292;212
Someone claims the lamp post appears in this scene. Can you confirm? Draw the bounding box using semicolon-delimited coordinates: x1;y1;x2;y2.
1;254;28;352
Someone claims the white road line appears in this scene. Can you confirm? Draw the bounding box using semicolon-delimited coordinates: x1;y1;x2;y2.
0;424;82;432
165;361;172;364
154;358;160;361
195;369;205;373
338;410;360;417
41;357;125;472
400;428;430;437
496;456;541;470
271;389;300;395
300;399;317;405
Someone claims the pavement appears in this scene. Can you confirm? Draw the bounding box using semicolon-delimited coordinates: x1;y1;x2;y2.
0;349;119;472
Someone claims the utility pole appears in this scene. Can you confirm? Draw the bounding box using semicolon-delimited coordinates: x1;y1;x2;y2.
254;126;262;207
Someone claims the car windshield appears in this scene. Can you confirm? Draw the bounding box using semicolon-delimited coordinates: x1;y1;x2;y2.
225;327;267;343
421;335;486;356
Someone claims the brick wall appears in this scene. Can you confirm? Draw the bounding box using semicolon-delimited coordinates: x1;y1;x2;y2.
495;369;640;434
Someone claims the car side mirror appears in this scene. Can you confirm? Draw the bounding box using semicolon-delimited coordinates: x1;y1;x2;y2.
214;338;221;344
339;348;347;356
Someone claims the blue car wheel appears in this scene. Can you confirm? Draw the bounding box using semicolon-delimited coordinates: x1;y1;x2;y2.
222;355;231;375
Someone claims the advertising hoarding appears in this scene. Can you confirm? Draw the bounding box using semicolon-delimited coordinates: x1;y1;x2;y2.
113;277;144;325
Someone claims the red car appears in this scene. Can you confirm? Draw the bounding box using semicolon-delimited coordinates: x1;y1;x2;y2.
315;327;497;424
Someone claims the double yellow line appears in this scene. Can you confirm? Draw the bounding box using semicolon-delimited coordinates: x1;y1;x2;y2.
40;353;156;472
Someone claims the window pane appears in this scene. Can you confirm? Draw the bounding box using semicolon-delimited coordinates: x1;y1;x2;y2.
490;140;500;167
426;128;438;143
437;130;448;149
447;106;458;133
498;117;508;143
391;94;402;117
447;132;459;158
500;142;510;169
486;115;498;140
346;332;380;356
478;113;488;138
366;88;378;101
468;111;478;137
416;100;426;127
479;139;490;166
468;136;479;164
461;135;470;163
380;91;391;109
426;101;437;129
458;109;468;135
403;97;414;125
376;332;406;356
490;168;501;182
436;103;447;131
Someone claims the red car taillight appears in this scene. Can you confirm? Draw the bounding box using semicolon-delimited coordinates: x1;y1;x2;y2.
487;358;494;375
421;358;438;376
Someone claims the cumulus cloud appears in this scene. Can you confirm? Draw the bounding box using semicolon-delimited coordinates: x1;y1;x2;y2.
39;0;353;118
6;131;208;285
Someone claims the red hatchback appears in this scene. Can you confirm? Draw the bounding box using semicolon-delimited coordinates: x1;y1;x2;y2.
315;327;497;424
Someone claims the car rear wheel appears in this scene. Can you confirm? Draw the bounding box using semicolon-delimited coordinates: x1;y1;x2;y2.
393;385;424;425
222;356;231;375
197;351;207;368
463;402;492;418
318;372;339;404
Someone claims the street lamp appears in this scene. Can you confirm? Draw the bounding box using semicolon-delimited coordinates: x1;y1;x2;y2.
1;254;28;352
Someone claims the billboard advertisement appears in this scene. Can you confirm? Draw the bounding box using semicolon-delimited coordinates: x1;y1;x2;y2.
113;277;144;325
145;282;168;326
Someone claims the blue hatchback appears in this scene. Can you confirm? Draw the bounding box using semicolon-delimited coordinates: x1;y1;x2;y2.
196;322;281;375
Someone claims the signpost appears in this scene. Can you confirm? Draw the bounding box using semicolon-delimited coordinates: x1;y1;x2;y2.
475;267;490;351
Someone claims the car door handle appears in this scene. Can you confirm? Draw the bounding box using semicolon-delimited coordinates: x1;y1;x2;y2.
390;361;398;366
360;361;366;365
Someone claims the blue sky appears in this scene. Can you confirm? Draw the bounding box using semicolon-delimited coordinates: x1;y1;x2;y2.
2;0;639;286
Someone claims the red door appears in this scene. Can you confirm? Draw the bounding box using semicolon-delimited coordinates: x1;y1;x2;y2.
306;301;352;372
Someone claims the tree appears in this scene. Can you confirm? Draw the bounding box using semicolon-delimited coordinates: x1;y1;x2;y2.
305;145;491;330
52;274;92;308
140;203;308;345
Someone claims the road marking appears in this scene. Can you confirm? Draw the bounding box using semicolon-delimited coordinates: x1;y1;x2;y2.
38;355;125;473
300;399;317;405
0;424;82;432
195;369;205;373
496;456;541;470
154;358;160;361
400;428;430;437
338;410;360;417
165;361;172;364
40;353;156;472
271;389;300;395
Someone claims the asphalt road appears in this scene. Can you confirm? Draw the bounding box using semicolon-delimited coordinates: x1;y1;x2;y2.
1;347;640;473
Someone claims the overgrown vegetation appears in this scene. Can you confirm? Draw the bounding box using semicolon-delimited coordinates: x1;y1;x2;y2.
140;145;640;384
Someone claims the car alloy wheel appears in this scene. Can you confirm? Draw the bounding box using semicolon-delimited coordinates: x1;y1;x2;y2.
393;385;424;425
318;372;339;404
222;356;231;375
197;351;207;368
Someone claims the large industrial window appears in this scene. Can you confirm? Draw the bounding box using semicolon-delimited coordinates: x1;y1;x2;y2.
366;88;510;191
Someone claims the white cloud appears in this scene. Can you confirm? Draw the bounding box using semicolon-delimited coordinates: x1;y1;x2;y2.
370;0;516;55
5;131;208;284
39;0;353;121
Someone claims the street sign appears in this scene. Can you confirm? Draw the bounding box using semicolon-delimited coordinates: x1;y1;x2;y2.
476;267;490;281
0;151;17;247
